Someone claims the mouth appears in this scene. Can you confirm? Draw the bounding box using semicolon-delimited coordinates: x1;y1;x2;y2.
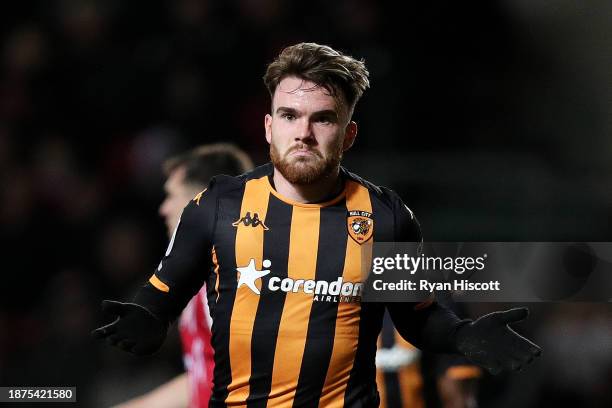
289;146;319;158
291;150;315;157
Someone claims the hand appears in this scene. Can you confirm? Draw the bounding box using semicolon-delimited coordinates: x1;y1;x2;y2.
455;307;541;375
91;300;168;355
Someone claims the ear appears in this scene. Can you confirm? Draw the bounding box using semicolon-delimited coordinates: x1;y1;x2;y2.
265;114;272;144
342;121;358;151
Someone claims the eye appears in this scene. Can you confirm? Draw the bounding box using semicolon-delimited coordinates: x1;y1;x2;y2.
316;117;333;125
280;112;295;121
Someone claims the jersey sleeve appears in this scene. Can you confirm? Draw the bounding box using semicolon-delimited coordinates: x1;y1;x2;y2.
391;193;423;244
383;189;467;353
133;179;219;322
387;289;467;353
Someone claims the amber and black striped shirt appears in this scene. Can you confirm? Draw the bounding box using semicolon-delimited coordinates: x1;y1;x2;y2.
139;163;457;408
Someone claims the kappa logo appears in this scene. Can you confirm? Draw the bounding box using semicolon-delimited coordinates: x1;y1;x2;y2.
232;212;269;230
236;258;363;303
347;210;374;244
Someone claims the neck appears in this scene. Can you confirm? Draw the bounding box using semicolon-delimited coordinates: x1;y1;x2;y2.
272;167;343;204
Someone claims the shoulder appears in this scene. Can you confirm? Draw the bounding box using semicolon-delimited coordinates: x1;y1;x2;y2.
341;167;420;241
341;167;409;213
206;162;273;197
241;162;274;180
342;167;384;195
180;165;274;229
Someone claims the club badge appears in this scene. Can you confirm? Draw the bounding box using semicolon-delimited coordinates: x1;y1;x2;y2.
347;210;373;244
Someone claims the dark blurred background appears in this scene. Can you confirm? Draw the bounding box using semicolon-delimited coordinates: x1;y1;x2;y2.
0;0;611;407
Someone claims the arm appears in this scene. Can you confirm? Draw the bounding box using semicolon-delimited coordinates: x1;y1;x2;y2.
92;182;218;355
389;301;541;374
383;188;463;352
112;373;189;408
384;190;541;374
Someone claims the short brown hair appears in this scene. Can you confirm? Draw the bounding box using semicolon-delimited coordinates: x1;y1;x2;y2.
263;42;370;118
163;143;254;188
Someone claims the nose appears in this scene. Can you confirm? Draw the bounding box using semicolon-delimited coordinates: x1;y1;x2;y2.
295;118;315;143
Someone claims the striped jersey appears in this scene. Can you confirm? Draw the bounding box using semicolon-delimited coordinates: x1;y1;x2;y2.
148;163;422;407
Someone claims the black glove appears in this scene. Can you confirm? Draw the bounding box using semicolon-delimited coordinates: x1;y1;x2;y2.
455;307;541;374
91;300;168;356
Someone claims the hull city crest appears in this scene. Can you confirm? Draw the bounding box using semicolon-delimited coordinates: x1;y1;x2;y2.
347;210;373;244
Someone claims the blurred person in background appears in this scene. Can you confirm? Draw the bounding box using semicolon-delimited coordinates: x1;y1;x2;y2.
114;143;253;408
377;310;480;408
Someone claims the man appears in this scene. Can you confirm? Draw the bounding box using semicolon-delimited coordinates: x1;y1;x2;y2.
115;144;254;408
94;43;541;407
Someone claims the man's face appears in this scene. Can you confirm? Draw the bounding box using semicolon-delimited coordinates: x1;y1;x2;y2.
159;166;200;237
265;76;357;185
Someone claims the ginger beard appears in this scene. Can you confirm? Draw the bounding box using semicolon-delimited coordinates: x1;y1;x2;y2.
269;137;344;185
